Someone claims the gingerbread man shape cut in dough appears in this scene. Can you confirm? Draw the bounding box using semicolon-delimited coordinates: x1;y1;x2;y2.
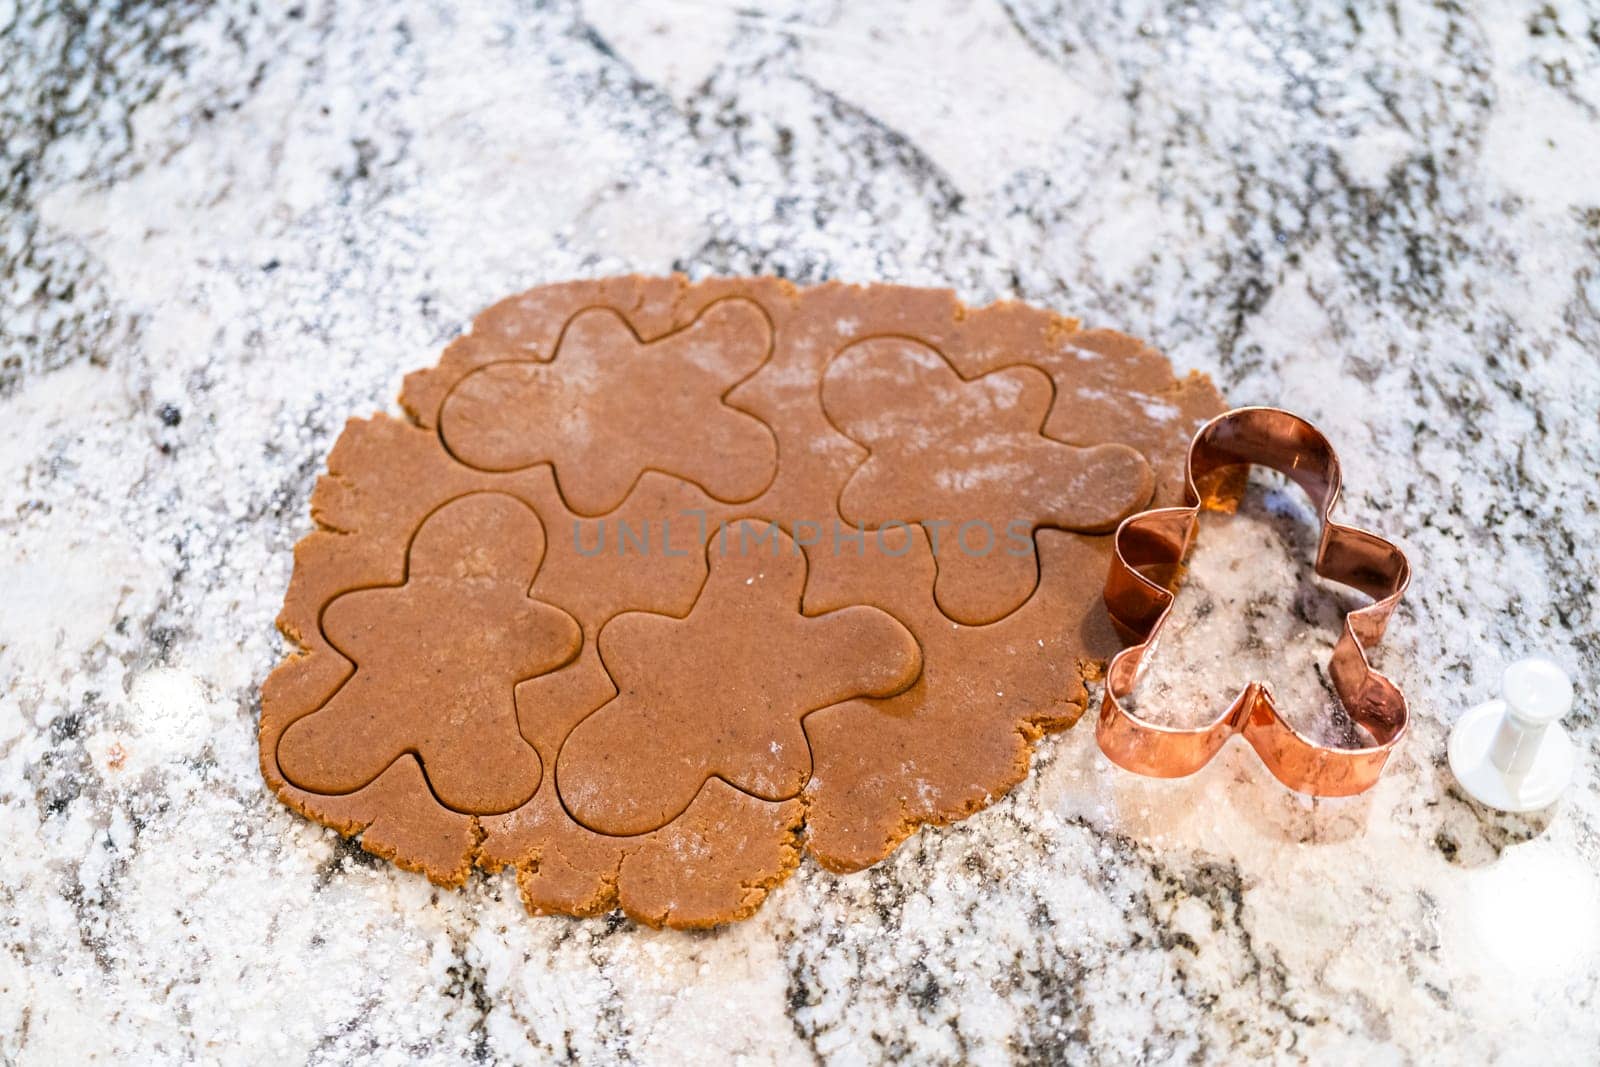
555;520;922;837
822;336;1154;625
277;493;581;815
438;298;778;516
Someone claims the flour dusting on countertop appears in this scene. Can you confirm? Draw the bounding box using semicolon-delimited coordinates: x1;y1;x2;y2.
3;0;1599;1061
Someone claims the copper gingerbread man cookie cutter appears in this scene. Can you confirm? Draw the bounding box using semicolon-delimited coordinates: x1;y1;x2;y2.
1097;406;1412;796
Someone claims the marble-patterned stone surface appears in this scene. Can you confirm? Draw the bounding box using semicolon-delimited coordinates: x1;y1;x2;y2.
4;0;1598;1062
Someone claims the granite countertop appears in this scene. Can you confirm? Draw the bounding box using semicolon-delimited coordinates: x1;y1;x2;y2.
4;1;1599;1062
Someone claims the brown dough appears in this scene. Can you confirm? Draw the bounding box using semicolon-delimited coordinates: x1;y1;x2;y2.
823;335;1153;624
557;520;922;836
277;493;580;814
260;275;1226;928
439;299;778;514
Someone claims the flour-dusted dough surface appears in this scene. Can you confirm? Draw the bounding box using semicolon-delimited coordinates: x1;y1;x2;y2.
259;275;1224;926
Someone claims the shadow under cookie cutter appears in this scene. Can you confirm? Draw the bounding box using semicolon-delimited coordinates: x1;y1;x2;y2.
1097;406;1412;797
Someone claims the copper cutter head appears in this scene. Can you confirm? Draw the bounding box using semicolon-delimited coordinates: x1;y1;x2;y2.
1097;406;1411;797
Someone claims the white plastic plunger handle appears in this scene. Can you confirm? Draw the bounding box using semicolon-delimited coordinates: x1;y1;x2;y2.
1449;656;1577;813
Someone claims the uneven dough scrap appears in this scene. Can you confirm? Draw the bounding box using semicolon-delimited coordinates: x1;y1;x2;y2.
799;524;1120;871
261;275;1226;928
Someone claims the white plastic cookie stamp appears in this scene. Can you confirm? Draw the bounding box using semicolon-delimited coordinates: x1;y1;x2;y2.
1449;656;1577;813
